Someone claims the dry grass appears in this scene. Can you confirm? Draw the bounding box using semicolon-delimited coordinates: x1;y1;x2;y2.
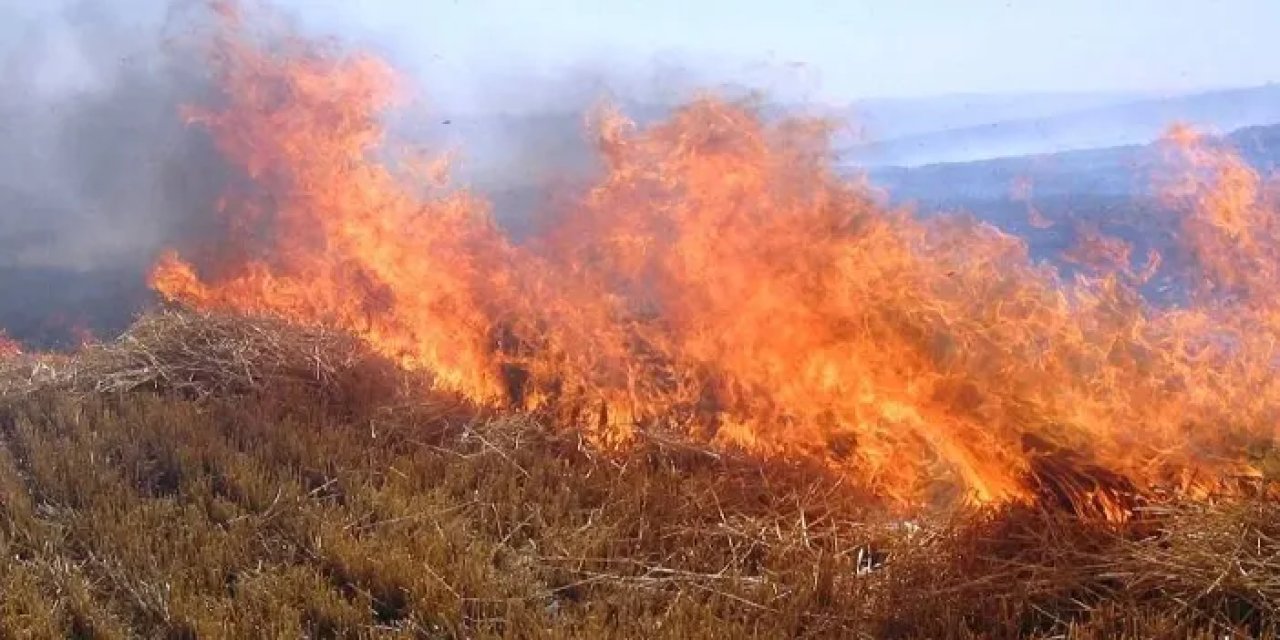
0;309;407;414
0;310;1278;638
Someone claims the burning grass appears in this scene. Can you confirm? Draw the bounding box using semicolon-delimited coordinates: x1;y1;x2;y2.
5;3;1280;635
139;1;1280;515
1;311;1278;638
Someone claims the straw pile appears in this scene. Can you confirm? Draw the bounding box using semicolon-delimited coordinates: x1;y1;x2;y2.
0;308;404;403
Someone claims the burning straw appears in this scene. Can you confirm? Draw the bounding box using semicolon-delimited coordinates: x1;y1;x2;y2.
2;1;1279;634
129;1;1280;517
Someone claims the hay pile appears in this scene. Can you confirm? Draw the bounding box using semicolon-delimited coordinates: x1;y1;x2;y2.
2;310;1279;637
0;309;405;402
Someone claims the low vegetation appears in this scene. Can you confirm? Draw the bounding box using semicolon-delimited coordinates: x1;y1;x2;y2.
0;311;1277;638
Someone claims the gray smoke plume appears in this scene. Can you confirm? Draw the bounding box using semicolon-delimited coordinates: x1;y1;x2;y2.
0;0;233;345
0;1;225;270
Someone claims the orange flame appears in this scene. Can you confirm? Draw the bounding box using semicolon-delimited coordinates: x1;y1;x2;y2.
150;4;1277;516
0;332;20;358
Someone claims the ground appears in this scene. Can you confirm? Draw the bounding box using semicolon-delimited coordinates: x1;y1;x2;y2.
0;312;1276;639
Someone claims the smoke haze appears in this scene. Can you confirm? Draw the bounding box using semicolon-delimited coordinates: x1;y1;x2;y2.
0;1;729;344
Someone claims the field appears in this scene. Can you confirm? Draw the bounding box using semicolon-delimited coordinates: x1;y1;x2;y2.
0;312;1277;639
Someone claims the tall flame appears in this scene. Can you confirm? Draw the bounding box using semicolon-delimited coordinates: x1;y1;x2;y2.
151;4;1278;515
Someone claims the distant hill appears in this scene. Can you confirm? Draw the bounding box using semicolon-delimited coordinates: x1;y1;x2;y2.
846;84;1280;166
870;122;1280;203
844;90;1158;141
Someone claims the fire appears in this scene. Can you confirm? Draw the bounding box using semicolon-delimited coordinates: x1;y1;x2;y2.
0;332;20;358
150;3;1278;516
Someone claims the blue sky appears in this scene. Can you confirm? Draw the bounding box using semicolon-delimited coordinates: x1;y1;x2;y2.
291;0;1280;106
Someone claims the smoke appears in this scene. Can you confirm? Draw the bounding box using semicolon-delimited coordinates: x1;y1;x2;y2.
0;1;229;343
390;58;763;239
0;0;225;271
0;0;804;346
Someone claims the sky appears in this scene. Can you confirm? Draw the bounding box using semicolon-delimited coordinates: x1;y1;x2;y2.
5;0;1279;112
286;0;1280;108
